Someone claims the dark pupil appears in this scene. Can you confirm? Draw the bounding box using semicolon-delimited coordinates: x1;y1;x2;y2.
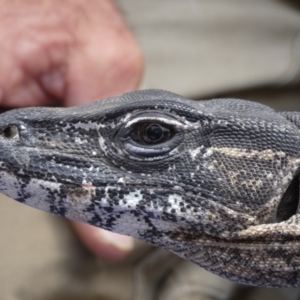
146;124;163;141
132;122;172;145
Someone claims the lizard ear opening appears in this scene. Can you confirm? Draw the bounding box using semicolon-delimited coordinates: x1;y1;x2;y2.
276;175;299;222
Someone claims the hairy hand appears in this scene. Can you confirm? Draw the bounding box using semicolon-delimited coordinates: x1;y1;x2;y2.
0;0;143;259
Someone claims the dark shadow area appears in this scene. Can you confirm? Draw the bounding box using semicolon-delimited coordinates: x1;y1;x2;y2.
277;0;300;11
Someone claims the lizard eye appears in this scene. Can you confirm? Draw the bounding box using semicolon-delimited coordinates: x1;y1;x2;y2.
116;113;184;160
131;123;173;145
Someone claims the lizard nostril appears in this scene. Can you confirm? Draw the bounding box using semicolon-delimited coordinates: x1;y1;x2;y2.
2;125;19;139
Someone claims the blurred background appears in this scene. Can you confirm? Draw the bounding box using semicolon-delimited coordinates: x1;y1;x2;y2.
0;0;300;299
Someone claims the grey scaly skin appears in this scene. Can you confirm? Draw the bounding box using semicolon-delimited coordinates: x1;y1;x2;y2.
0;89;300;288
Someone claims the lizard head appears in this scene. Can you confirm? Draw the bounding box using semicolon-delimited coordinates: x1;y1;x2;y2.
0;89;300;287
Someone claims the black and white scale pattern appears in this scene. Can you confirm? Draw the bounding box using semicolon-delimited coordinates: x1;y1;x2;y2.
0;89;300;287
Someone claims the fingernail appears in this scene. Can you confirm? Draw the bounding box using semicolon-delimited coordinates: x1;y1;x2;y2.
100;230;134;252
40;68;65;98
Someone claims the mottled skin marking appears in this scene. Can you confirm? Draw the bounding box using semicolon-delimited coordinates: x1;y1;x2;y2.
0;90;300;287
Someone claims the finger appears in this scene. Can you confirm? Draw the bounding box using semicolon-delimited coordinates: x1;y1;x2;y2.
64;27;143;106
40;68;66;100
0;78;54;108
0;49;56;107
71;221;134;260
3;77;56;108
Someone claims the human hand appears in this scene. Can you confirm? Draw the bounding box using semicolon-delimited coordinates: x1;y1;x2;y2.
0;0;143;259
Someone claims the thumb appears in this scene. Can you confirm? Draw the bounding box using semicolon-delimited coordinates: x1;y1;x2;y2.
71;221;134;260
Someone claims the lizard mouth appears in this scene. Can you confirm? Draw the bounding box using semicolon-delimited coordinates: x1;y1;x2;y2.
275;174;299;222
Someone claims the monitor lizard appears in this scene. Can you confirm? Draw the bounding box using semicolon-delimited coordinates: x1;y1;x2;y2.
0;89;299;288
